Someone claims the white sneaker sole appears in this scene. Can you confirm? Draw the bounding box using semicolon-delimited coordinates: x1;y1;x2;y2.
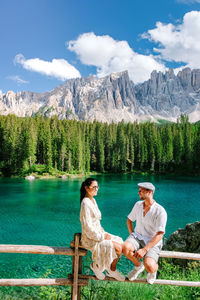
127;265;145;281
90;263;105;280
106;271;125;282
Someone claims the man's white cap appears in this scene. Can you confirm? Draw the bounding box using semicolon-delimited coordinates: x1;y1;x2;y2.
137;182;155;193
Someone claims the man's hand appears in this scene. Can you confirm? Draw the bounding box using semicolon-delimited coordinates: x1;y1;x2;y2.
134;248;147;259
104;233;111;240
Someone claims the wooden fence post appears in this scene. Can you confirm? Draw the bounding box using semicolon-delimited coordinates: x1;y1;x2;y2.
78;249;83;298
71;233;82;300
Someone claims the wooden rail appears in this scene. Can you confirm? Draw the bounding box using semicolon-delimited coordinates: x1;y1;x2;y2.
0;278;88;287
0;244;87;256
70;241;200;261
68;274;200;287
159;250;200;260
0;233;199;300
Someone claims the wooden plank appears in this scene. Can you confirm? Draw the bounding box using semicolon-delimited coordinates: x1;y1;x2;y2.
160;250;200;260
70;243;200;261
1;244;199;260
77;275;200;287
72;234;80;300
0;278;88;287
154;279;200;287
0;245;87;256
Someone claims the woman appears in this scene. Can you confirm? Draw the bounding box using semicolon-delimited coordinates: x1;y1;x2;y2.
80;178;125;281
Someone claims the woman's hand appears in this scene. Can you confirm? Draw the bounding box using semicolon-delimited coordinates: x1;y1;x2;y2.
104;233;111;240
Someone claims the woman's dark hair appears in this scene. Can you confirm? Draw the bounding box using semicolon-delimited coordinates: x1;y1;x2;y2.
80;178;96;204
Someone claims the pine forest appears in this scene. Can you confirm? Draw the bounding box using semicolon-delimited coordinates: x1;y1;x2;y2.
0;114;199;177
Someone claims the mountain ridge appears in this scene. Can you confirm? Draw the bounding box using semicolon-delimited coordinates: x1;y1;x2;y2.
1;68;200;123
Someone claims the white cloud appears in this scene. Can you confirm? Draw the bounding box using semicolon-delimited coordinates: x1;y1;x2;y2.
68;32;165;84
14;54;81;81
7;75;29;85
0;90;3;95
143;11;200;69
176;0;200;3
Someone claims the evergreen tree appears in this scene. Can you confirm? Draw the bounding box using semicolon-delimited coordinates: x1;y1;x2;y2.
20;117;37;171
95;122;105;172
1;114;200;176
116;122;127;172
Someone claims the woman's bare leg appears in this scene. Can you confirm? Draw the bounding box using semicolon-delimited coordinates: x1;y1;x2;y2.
110;241;122;271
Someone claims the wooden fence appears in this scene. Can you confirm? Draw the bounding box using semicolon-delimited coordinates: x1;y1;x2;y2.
0;233;199;300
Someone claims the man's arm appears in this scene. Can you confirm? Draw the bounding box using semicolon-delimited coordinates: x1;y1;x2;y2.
134;231;164;259
127;218;133;235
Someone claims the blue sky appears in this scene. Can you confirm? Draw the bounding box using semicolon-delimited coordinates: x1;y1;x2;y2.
1;0;200;94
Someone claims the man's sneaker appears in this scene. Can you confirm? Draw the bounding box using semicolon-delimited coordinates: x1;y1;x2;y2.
90;263;105;280
106;269;125;281
147;271;157;284
127;263;145;281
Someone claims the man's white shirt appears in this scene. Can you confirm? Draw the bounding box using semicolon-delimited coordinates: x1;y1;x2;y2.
128;201;167;245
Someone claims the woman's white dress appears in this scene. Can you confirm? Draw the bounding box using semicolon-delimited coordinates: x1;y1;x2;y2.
80;197;123;272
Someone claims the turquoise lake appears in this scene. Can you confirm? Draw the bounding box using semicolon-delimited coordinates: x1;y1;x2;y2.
0;174;199;278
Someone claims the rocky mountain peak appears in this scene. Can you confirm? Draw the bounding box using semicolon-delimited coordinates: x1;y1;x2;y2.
5;90;15;98
135;67;200;118
109;70;129;80
1;68;200;123
191;69;200;91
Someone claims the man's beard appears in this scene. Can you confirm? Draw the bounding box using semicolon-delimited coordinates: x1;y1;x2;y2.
140;194;147;200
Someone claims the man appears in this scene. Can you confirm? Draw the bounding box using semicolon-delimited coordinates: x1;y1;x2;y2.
122;182;167;284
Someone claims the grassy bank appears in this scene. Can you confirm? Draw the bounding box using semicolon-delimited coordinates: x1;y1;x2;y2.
80;260;200;300
0;261;199;300
2;163;200;180
2;164;101;180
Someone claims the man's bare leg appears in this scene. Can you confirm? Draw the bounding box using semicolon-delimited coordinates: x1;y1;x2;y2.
143;257;158;273
122;241;141;267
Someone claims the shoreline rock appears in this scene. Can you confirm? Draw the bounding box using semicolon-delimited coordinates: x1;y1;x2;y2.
25;175;35;181
163;221;200;254
163;221;200;265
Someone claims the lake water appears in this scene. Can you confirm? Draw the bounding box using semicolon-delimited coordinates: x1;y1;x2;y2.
0;174;199;278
